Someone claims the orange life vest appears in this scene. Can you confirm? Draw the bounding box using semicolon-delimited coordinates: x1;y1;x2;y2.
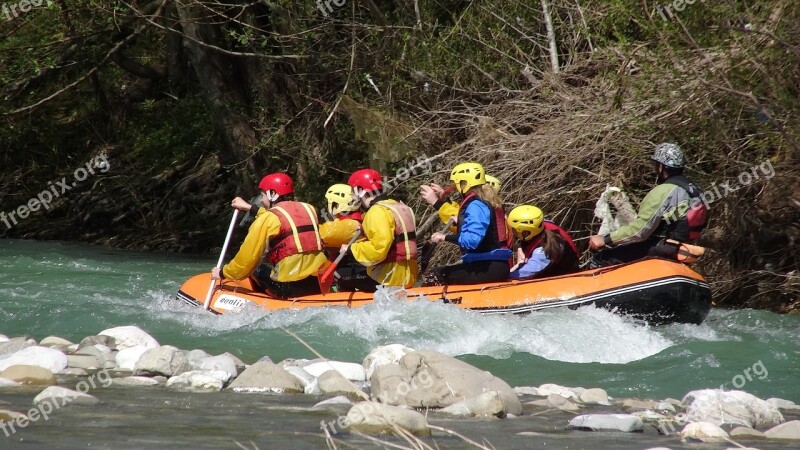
376;201;418;262
268;201;323;265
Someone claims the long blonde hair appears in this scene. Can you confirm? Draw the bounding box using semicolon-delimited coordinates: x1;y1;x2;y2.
474;184;503;209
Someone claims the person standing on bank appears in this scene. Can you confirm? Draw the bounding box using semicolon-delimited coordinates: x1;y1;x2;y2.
425;163;512;285
211;173;329;299
588;143;707;267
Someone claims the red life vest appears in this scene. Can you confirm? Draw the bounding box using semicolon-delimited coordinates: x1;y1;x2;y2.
458;193;509;253
267;201;323;265
377;201;417;262
522;221;578;258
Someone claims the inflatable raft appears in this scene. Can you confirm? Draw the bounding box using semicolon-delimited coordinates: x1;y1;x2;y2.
176;258;712;324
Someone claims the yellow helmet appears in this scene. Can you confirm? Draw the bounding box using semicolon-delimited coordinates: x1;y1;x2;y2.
485;175;501;193
325;184;357;216
508;205;544;241
450;162;486;194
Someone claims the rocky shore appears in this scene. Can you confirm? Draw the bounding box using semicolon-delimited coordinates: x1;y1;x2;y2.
1;325;799;448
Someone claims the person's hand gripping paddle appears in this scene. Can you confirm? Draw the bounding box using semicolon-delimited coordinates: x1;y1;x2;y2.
318;230;363;295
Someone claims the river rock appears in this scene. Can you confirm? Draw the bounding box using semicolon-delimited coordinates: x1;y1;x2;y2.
33;386;99;407
683;389;784;428
227;361;304;393
98;325;158;350
312;395;353;413
188;354;238;380
78;335;116;349
111;376;161;387
167;370;230;391
547;394;580;412
579;388;610;405
134;345;190;377
283;365;320;395
767;398;800;411
362;344;414;380
318;370;367;397
219;352;246;372
537;383;580;399
370;350;522;415
0;340;33;356
67;354;100;370
514;386;540;396
345;401;430;436
115;345;149;371
441;391;506;417
680;421;730;442
620;398;659;411
0;346;68;373
40;336;74;347
304;361;366;381
0;409;26;422
0;377;20;387
0;334;8;343
567;414;644;432
654;401;677;413
0;365;56;385
729;426;766;439
764;420;800;440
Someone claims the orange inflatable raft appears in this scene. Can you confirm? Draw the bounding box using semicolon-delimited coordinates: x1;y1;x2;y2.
177;258;712;324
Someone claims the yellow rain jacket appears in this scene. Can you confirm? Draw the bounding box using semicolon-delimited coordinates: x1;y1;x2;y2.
222;207;329;283
319;216;362;248
436;200;459;232
350;200;418;288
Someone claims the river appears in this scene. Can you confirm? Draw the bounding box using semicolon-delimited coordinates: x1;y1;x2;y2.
1;239;798;448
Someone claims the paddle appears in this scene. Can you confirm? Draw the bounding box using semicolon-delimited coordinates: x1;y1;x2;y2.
419;217;456;273
203;209;241;310
318;230;363;295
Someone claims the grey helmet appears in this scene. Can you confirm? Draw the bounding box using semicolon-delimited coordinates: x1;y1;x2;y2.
651;142;685;168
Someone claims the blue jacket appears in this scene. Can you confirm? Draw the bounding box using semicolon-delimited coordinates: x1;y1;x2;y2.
446;199;512;263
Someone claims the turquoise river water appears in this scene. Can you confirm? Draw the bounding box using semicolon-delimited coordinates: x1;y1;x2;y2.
1;239;799;449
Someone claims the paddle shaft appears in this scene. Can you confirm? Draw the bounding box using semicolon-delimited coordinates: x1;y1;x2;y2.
419;217;455;272
203;209;241;310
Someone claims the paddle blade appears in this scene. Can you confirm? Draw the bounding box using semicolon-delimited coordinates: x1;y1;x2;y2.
318;263;337;295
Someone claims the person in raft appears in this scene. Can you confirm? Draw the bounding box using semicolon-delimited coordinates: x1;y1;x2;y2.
420;174;502;233
342;169;419;289
425;163;513;285
318;183;374;292
588;143;707;267
507;205;579;279
211;173;329;299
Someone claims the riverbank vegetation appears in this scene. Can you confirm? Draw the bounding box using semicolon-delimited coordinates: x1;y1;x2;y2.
1;0;798;312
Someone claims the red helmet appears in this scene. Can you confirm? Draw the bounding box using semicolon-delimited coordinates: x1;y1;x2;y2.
347;169;383;192
258;173;294;196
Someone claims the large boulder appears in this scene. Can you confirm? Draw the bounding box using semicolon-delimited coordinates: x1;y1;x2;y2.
116;346;149;371
0;365;56;385
133;346;190;377
227;361;304;393
344;401;430;436
682;389;784;428
567;414;644;432
370;350;521;415
33;386;99;407
362;344;414;380
98;326;158;350
304;361;366;381
0;346;68;373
